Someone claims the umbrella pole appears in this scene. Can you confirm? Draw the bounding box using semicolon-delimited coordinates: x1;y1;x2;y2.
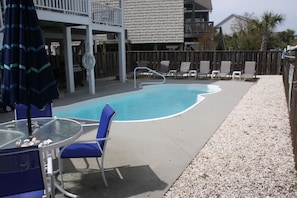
27;104;32;137
27;72;32;137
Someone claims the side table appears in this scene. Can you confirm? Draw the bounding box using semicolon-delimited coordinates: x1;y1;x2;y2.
211;70;220;79
168;70;177;77
189;70;197;78
232;71;241;80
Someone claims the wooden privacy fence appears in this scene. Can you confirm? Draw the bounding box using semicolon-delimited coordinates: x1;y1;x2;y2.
283;56;297;169
49;50;282;80
126;50;282;76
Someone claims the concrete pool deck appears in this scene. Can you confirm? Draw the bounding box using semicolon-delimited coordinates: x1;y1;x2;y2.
0;78;255;197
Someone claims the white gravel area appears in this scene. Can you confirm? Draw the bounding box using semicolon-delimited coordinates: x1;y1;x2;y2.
164;75;297;197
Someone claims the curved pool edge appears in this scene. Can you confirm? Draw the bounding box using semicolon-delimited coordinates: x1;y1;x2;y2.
115;84;222;122
53;84;222;123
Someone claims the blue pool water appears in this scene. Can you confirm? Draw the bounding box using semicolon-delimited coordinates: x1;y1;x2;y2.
53;84;221;122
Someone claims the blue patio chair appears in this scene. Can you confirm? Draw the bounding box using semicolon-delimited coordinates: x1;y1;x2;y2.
58;104;116;188
15;103;53;120
0;146;53;198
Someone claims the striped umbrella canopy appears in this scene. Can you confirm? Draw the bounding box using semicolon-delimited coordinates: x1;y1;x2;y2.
1;0;59;134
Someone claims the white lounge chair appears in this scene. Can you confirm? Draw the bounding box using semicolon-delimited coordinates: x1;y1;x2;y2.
159;60;170;76
241;61;256;80
217;61;231;79
135;61;152;78
175;62;191;78
197;61;210;79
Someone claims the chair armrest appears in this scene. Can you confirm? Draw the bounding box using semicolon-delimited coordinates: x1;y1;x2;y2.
81;123;99;127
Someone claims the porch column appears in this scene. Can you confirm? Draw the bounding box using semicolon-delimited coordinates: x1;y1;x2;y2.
118;0;126;82
85;25;95;95
63;26;75;93
84;0;95;95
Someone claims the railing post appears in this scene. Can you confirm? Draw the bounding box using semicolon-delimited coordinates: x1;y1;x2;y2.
118;0;126;83
64;26;75;93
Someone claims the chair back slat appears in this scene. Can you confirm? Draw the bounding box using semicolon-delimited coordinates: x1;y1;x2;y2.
220;61;231;73
244;61;256;74
180;62;191;72
200;61;210;73
160;60;170;72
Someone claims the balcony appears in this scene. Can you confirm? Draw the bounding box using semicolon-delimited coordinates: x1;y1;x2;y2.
184;21;214;38
0;0;123;31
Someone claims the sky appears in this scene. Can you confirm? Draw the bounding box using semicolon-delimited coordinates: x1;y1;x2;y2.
210;0;297;33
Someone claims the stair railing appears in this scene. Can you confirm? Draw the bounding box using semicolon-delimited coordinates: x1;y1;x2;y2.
133;67;166;88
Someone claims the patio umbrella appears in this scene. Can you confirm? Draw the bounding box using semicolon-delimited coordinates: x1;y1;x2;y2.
1;0;59;135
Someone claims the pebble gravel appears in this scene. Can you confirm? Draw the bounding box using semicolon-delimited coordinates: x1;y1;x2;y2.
163;75;297;198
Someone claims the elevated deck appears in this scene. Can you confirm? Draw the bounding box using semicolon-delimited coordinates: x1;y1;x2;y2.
0;0;126;95
0;0;123;33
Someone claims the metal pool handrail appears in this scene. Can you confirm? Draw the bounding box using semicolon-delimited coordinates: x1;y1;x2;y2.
133;67;166;88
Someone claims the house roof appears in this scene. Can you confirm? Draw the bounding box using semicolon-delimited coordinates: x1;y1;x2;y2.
215;14;249;27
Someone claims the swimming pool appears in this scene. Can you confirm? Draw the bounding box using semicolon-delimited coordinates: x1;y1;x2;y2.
53;84;221;122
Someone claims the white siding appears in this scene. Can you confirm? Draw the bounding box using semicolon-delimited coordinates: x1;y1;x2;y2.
218;15;248;36
220;19;237;35
97;0;184;44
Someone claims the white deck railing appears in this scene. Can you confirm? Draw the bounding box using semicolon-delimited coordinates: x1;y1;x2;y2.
91;2;121;26
0;0;122;30
34;0;89;16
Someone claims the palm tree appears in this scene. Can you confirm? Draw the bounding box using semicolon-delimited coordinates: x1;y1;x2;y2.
252;11;284;51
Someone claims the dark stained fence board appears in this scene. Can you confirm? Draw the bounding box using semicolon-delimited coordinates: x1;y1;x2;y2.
283;57;297;170
50;50;282;80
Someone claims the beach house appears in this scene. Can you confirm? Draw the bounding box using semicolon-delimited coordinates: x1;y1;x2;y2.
0;0;126;94
0;0;214;94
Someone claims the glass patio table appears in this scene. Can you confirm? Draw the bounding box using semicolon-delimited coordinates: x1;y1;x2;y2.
0;117;82;150
0;117;83;197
